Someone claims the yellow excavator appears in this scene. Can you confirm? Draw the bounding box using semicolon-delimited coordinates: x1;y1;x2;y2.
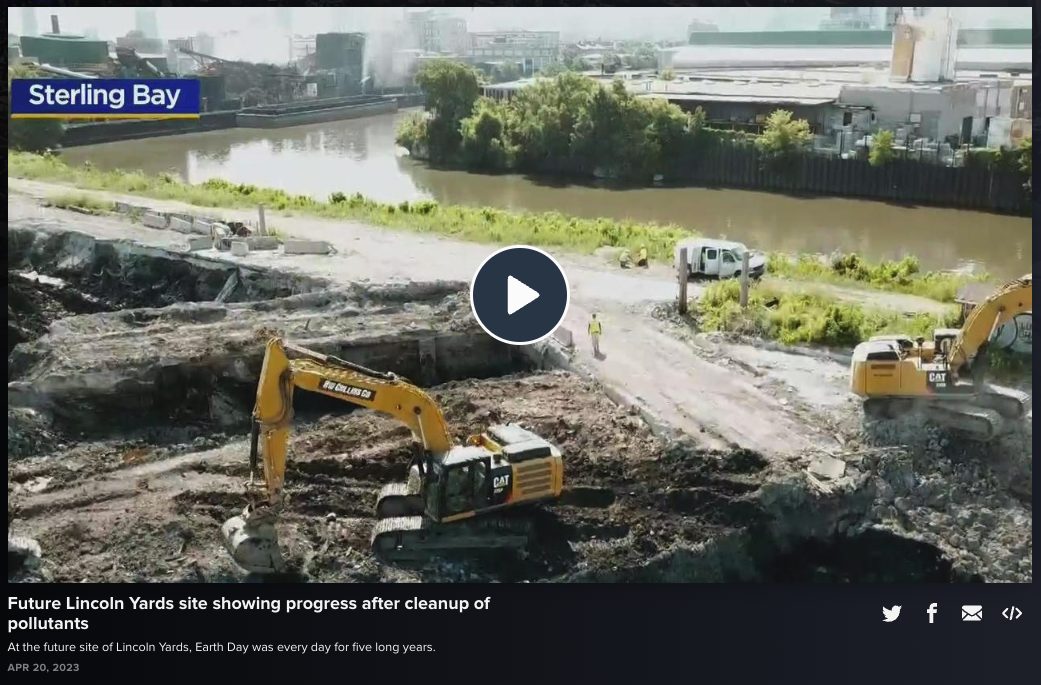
221;337;564;574
850;273;1032;441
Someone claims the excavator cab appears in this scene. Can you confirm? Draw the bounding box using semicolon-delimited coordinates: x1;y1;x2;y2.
424;448;493;521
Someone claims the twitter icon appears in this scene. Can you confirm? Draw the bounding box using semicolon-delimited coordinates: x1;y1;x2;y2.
882;606;902;622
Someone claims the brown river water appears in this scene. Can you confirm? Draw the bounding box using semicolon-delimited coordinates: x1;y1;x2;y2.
60;109;1032;279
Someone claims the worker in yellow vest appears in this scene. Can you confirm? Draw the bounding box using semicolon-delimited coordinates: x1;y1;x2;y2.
636;245;649;267
588;313;603;357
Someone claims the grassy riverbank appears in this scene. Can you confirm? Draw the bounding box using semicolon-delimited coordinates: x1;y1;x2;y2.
9;151;695;261
696;280;960;347
9;151;984;302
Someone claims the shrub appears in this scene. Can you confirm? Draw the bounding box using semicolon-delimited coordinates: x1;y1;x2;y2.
696;280;960;347
869;130;895;167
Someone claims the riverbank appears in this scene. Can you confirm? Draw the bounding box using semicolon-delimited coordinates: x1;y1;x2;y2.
59;95;421;147
8;151;983;302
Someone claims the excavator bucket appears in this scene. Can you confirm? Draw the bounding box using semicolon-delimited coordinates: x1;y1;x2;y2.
221;508;286;574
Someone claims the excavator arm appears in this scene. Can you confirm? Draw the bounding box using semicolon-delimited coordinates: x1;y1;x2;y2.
248;337;454;509
949;273;1032;381
224;337;454;573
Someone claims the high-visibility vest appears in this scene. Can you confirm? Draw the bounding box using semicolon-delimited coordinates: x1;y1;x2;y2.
638;248;648;262
588;320;602;335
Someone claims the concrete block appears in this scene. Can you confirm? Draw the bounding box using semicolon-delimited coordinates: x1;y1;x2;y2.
230;241;250;257
186;237;213;252
142;211;168;229
210;223;231;239
552;326;574;348
191;219;215;236
246;236;280;251
168;216;194;234
283;239;332;255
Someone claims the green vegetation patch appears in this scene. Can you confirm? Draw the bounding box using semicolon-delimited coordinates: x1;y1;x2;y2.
766;252;984;303
696;279;960;347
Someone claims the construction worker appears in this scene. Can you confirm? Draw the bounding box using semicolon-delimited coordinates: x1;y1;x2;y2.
619;249;632;269
636;245;649;268
588;313;603;357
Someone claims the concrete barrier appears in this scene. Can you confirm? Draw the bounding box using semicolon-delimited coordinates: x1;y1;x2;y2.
142;212;168;229
283;239;332;255
552;326;574;348
230;241;250;257
191;219;216;236
246;236;280;251
168;216;194;234
114;202;150;216
186;237;213;252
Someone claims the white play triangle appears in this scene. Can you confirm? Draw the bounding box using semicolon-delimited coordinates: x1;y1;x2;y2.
507;275;540;315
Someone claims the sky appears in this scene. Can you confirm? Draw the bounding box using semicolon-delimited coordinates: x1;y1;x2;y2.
8;6;1033;61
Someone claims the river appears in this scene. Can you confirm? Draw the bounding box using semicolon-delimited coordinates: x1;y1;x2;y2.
60;110;1032;279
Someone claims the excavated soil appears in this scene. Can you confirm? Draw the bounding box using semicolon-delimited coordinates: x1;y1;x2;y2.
7;226;1025;583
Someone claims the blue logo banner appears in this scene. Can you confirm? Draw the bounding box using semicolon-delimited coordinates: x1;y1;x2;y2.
10;79;201;119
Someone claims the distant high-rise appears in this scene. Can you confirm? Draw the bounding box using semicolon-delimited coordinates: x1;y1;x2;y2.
820;7;879;30
275;7;293;35
135;8;159;38
329;8;350;32
21;7;39;37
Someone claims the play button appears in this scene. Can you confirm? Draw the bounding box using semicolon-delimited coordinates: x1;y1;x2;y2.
507;276;540;315
471;245;570;345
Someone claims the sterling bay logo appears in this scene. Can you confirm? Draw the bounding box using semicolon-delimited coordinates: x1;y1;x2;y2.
10;78;201;120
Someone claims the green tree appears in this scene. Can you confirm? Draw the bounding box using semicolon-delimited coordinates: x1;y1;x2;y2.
412;60;481;162
8;66;65;152
868;129;895;167
660;68;676;81
460;98;509;170
755;110;811;160
1017;137;1031;189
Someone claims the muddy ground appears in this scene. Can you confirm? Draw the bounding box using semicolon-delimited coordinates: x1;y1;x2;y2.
7;223;1032;583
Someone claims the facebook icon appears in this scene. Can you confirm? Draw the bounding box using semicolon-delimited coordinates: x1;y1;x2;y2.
927;603;939;624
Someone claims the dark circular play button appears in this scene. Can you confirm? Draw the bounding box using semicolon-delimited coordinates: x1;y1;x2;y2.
470;245;570;345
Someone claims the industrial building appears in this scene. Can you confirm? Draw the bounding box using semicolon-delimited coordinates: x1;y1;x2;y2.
485;12;1030;158
469;31;560;74
405;9;468;55
314;33;367;97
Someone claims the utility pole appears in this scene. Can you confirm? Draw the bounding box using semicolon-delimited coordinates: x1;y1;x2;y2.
677;246;689;315
739;251;750;308
257;204;267;236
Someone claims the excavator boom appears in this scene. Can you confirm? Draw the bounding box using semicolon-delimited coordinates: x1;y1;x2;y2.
222;338;563;574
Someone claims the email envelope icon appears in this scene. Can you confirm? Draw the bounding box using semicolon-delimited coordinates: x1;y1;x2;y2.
961;605;983;621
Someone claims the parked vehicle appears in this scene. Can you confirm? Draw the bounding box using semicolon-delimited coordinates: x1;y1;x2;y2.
678;239;766;280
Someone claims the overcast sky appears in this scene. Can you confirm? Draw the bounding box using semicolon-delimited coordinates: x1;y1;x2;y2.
8;6;1032;55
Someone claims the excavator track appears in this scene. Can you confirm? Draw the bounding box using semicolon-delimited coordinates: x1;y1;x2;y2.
371;515;534;563
923;402;1004;442
375;482;424;518
976;386;1031;419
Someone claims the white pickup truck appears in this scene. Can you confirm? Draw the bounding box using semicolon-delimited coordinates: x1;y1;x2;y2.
678;239;766;280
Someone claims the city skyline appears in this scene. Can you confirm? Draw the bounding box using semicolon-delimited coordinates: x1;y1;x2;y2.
8;6;1033;43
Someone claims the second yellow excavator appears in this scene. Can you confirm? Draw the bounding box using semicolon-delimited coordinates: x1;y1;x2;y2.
221;337;564;574
850;273;1032;440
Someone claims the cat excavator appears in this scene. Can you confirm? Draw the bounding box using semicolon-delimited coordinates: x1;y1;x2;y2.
221;337;564;574
850;273;1032;441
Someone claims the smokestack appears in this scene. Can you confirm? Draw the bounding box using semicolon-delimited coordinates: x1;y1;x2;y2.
50;14;60;34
